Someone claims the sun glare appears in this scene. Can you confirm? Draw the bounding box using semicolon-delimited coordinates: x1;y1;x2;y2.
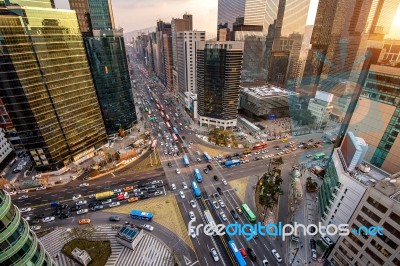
388;4;400;38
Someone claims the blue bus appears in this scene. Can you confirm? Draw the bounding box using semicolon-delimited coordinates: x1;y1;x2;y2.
193;168;203;183
227;240;247;266
173;127;179;135
203;152;212;162
130;210;153;221
225;159;240;168
183;154;189;167
192;181;201;198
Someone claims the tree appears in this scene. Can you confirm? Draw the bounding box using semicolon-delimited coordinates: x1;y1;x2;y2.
272;157;284;167
291;109;316;126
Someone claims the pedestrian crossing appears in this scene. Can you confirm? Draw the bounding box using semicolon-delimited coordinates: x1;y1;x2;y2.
39;225;173;266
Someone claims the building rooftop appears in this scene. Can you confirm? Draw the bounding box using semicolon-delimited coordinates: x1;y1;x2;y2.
116;225;141;243
240;84;297;98
373;172;400;203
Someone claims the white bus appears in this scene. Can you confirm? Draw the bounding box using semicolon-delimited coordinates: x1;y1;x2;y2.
203;210;217;236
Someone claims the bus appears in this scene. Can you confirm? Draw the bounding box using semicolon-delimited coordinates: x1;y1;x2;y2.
203;152;212;162
314;152;326;160
130;210;153;221
228;240;247;266
166;122;171;130
95;191;115;201
156;103;161;110
165;114;170;121
144;107;149;112
160;111;165;118
225;160;240;168
172;133;178;142
252;142;267;150
173;127;179;135
193;168;203;183
241;203;256;223
151;139;157;150
203;210;217;236
183;154;189;167
192;181;201;198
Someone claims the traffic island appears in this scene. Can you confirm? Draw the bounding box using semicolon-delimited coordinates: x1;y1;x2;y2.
62;239;111;266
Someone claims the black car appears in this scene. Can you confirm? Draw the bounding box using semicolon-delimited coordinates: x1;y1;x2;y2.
246;248;257;261
217;187;223;195
88;202;98;208
91;205;104;211
59;212;70;219
207;164;213;170
140;194;149;200
109;216;120;222
51;209;62;216
310;239;317;250
34;214;45;220
69;205;81;212
230;210;239;220
213;175;219;181
167;162;172;167
56;204;68;210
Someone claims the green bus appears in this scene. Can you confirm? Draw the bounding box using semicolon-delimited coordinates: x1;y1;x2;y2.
314;152;326;160
241;203;256;223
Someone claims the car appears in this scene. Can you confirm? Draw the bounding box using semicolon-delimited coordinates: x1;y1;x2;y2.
220;212;227;221
90;205;104;211
179;191;185;199
109;202;120;208
88;194;96;199
207;164;213;170
127;197;139;203
31;225;41;231
69;205;81;212
176;169;181;174
247;248;257;261
34;214;45;220
262;259;269;265
196;157;201;162
311;250;317;261
113;188;122;194
212;201;220;209
218;199;225;208
189;211;196;221
72;194;82;200
210;248;220;262
306;154;313;158
123;186;134;192
51;209;62;216
182;182;188;189
216;187;223;195
142;224;154;231
109;216;120;222
190;200;197;208
35;186;46;191
213;175;218;181
272;249;282;262
20;207;32;213
60;212;70;219
42;216;55;223
321;235;334;246
240;248;247;258
78;219;91;225
77;209;88;215
222;179;228;186
101;199;112;205
189;228;196;238
7;191;17;195
310;239;317;250
203;168;209;174
18;195;28;200
76;200;87;206
231;210;239;220
23;215;31;221
79;183;89;187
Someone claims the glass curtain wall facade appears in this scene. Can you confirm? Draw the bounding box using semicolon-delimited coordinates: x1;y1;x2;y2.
0;190;54;265
0;3;107;171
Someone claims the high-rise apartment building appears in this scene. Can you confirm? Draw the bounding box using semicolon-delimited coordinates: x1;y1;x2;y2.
197;41;244;129
0;189;54;265
0;1;107;171
177;31;205;105
0;128;13;167
156;21;173;91
69;0;137;135
328;172;400;266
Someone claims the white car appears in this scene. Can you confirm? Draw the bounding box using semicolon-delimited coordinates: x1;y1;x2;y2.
109;202;120;208
171;183;176;190
262;259;269;265
18;195;28;200
189;211;196;221
218;199;225;208
76;200;87;206
35;186;46;191
179;191;185;199
212;201;219;209
20;207;32;213
272;249;282;262
23;215;31;221
190;200;197;208
79;183;89;187
176;169;181;174
31;225;41;231
7;191;17;195
311;250;317;261
182;182;188;189
42;216;55;223
220;212;227;221
113;188;122;194
321;235;334;246
142;224;154;232
101;199;112;205
189;228;196;238
72;194;82;200
222;179;228;186
88;194;96;199
210;248;220;262
77;209;89;215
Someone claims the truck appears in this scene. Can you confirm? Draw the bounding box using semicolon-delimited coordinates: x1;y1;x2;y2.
95;191;114;201
225;159;241;168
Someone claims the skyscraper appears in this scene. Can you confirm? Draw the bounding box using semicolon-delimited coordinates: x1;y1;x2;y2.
0;0;107;171
69;0;137;134
0;189;54;265
217;0;246;31
197;41;244;129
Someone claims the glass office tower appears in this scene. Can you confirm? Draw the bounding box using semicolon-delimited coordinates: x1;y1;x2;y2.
0;1;107;171
0;190;54;265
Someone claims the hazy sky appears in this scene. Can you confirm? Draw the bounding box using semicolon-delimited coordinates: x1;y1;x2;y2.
55;0;218;36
